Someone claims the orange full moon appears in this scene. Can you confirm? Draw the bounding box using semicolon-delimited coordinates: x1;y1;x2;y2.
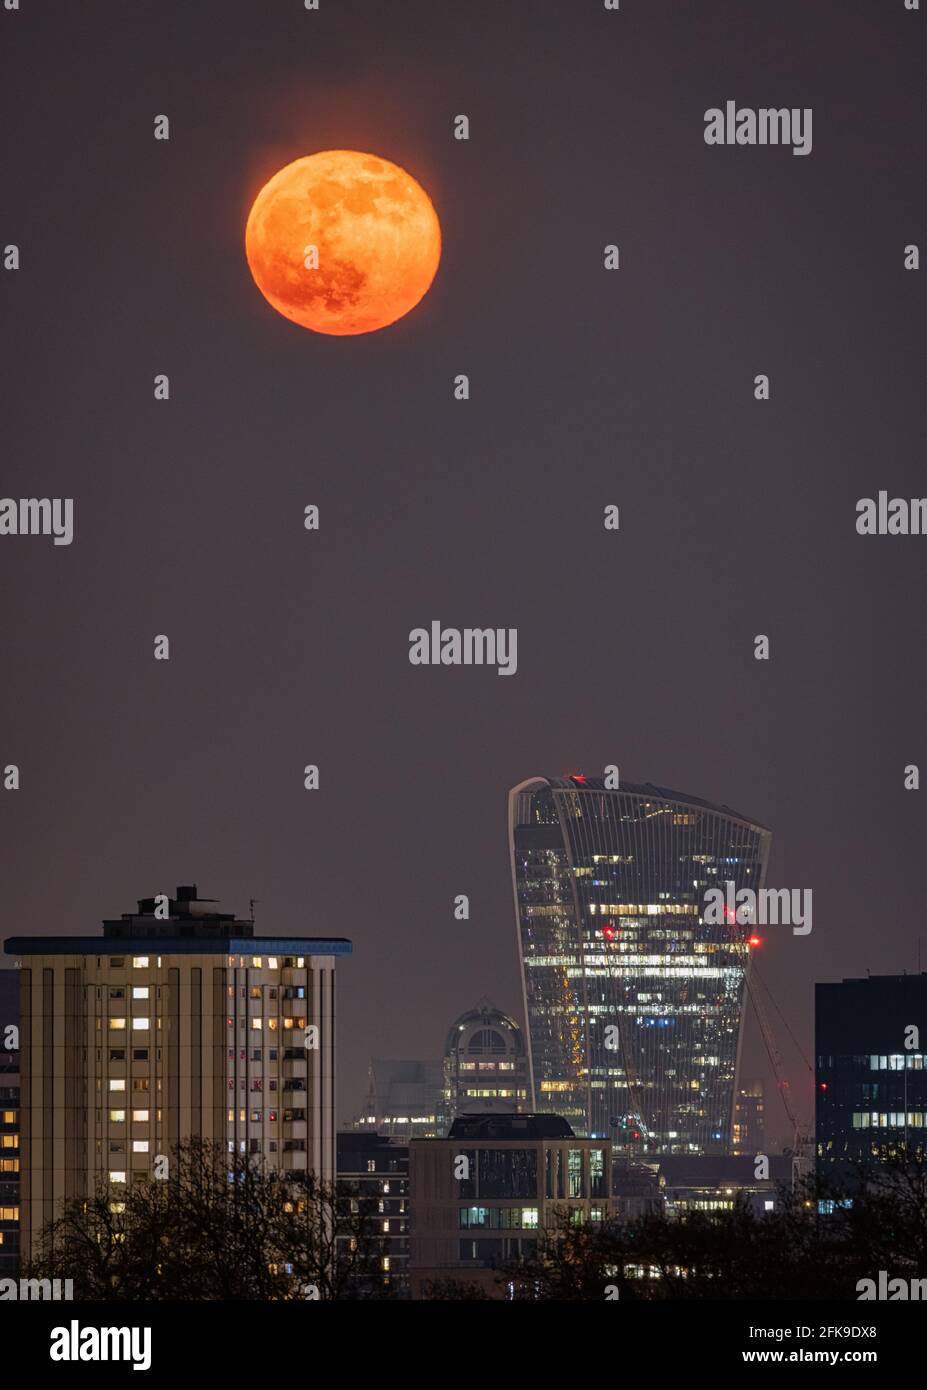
245;150;441;336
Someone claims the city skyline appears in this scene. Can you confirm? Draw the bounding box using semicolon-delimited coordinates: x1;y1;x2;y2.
0;773;917;1160
4;753;919;1152
3;859;926;1309
1;750;924;1153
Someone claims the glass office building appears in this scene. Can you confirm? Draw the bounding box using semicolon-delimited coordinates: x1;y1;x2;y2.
816;973;927;1177
508;776;771;1151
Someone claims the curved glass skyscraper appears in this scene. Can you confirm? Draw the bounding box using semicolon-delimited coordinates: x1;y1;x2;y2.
508;777;771;1152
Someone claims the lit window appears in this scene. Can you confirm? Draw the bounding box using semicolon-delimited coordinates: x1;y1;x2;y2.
251;1018;263;1030
252;957;262;968
132;1018;150;1031
132;957;149;968
108;1019;126;1031
109;1079;126;1092
133;987;149;1000
132;1110;149;1123
133;1141;149;1153
109;1172;126;1185
109;1110;126;1123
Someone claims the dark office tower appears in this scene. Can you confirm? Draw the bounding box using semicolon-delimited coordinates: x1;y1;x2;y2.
508;777;771;1151
816;973;927;1174
336;1132;409;1297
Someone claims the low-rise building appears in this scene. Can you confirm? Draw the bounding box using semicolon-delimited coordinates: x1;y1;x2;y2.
409;1112;611;1297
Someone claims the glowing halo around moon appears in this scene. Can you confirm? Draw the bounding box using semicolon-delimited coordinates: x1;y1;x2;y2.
244;150;441;336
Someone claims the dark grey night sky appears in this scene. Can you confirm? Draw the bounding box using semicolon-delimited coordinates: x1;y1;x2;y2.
2;0;925;1147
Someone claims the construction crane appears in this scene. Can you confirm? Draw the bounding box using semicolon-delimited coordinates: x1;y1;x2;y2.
745;956;814;1189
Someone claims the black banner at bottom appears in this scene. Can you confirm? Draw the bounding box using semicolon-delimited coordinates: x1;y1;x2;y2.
4;1298;919;1375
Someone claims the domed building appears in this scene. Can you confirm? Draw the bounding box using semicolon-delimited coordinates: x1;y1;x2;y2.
440;998;528;1133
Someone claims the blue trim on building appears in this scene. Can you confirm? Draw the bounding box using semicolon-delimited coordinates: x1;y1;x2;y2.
3;937;352;956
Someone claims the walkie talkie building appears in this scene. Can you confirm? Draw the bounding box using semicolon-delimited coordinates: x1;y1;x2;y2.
508;777;771;1152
